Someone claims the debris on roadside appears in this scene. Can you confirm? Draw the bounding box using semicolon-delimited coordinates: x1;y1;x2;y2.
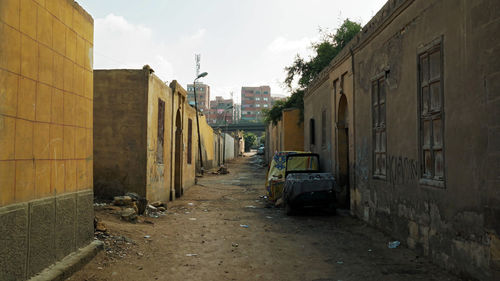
94;216;107;233
275;198;284;207
240;224;249;228
388;241;401;249
186;254;198;257
121;208;138;222
218;166;229;174
113;195;133;206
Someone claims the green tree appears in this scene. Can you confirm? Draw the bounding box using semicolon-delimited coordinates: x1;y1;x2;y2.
243;132;257;152
264;19;361;125
284;19;362;90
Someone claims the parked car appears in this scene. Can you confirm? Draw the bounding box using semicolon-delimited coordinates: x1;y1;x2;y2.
257;146;265;155
282;153;337;215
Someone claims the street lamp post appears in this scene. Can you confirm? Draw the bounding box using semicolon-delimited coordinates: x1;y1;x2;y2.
222;105;233;165
193;72;208;175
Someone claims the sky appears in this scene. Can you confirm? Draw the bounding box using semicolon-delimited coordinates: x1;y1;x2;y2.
78;0;387;103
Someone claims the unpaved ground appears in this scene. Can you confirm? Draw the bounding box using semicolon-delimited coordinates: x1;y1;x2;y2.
68;154;461;281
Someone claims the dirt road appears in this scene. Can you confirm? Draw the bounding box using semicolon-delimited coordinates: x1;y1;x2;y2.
68;154;461;281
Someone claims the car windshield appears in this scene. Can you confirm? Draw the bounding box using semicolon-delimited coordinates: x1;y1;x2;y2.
286;155;319;172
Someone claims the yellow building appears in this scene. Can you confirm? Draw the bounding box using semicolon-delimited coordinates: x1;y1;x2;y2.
0;0;95;279
265;108;304;163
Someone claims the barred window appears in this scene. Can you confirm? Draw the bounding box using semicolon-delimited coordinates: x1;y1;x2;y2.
372;77;386;178
419;42;444;185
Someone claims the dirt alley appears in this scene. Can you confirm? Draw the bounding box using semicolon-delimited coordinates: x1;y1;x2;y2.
68;154;462;281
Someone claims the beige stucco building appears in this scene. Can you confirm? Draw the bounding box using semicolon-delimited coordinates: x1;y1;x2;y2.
0;0;95;279
303;0;500;279
93;68;196;202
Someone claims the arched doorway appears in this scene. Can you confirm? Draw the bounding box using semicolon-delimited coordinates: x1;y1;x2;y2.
337;95;350;209
175;109;183;197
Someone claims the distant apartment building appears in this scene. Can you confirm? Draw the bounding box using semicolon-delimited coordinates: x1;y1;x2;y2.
186;82;210;113
207;96;234;124
241;86;271;121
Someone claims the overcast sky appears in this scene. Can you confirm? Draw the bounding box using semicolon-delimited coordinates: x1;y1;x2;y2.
79;0;387;103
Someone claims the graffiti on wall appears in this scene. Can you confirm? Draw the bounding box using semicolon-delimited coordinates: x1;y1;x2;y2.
386;155;418;185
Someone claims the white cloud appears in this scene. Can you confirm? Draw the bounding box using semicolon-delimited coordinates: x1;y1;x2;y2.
267;36;313;54
93;14;174;81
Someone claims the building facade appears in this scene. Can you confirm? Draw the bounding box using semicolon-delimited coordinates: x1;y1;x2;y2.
206;96;234;125
302;0;500;279
186;82;210;113
94;68;196;201
241;86;271;121
0;0;95;279
265;108;304;164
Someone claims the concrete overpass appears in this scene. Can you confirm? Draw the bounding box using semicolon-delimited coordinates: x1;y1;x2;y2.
211;122;266;133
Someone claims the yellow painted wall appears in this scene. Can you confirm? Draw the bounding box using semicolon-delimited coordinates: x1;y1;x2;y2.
282;108;304;151
0;0;93;207
183;104;197;188
146;72;173;202
198;113;217;169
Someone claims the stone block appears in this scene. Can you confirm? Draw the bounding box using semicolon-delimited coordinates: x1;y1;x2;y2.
38;45;54;87
0;161;15;206
51;88;64;124
0;69;19;117
20;34;38;80
53;53;64;89
63;126;75;159
76;160;87;190
28;198;56;278
65;29;76;63
15;160;35;202
34;122;50;159
37;7;52;48
76;190;94;248
51;160;65;194
35;84;52;125
0;203;29;281
63;58;74;93
55;193;76;260
0;23;21;73
18;76;36;121
65;159;76;192
0;115;16;160
52;19;66;55
20;0;37;39
63;92;75;126
35;160;51;198
49;124;63;159
0;0;20;29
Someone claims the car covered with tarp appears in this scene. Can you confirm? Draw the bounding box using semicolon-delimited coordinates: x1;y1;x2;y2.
265;151;318;201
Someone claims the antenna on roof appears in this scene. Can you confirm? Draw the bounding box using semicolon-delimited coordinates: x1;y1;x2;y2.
195;54;201;77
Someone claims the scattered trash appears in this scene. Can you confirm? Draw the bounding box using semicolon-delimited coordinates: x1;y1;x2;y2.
240;224;249;228
113;196;132;206
388;241;401;249
275;198;284;207
266;216;273;219
151;201;165;208
120;208;137;222
368;249;372;252
157;207;166;212
97;267;103;270
185;211;190;214
218;166;229;174
144;235;151;239
245;205;257;208
186;254;198;257
188;203;194;206
203;209;208;212
232;242;239;247
189;218;197;221
337;261;344;265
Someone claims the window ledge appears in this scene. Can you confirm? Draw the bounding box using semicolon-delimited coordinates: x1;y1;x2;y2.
419;178;445;188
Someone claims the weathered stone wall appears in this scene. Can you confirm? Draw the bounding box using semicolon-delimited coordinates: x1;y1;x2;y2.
93;69;148;198
351;0;500;279
146;71;173;202
0;0;94;279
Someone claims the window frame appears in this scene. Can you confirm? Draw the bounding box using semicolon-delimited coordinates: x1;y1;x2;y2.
372;73;387;180
187;119;193;164
157;98;166;164
417;37;445;188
